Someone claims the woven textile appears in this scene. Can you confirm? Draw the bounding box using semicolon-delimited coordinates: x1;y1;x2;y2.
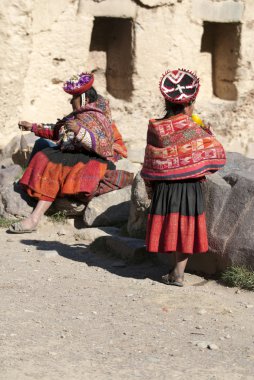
159;69;200;104
146;180;208;254
111;123;128;161
32;96;115;159
20;148;110;201
141;114;226;181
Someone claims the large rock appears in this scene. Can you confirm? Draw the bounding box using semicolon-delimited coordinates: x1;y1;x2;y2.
0;182;35;218
211;172;254;269
127;172;151;238
219;152;254;177
0;165;35;218
115;158;141;175
127;154;254;272
83;186;132;227
0;165;23;189
0;133;38;167
0;158;14;169
75;226;121;244
0;135;20;162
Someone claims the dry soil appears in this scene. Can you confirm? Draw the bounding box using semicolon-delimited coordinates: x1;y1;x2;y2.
0;224;253;380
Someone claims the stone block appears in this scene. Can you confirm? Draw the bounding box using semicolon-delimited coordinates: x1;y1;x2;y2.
83;186;132;227
0;135;20;162
0;183;35;218
105;235;146;261
223;198;254;268
192;0;244;22
75;226;120;244
90;234;146;262
218;152;254;177
84;0;136;18
127;147;145;164
0;158;14;169
213;173;254;246
127;172;151;239
203;173;231;242
0;165;23;189
115;158;141;174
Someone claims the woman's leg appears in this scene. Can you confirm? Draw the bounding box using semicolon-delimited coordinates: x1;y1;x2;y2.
172;252;189;281
162;252;189;286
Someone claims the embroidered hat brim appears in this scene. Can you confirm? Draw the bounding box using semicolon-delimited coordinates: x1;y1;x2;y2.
159;69;200;104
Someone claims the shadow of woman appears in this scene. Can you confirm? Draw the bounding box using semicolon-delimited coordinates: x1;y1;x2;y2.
20;238;166;282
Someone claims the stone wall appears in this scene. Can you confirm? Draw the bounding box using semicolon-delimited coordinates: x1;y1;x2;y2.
1;0;253;158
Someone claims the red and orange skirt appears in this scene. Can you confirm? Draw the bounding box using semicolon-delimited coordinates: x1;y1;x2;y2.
19;147;126;202
146;179;208;254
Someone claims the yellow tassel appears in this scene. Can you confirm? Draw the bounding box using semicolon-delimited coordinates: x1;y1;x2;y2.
192;114;204;127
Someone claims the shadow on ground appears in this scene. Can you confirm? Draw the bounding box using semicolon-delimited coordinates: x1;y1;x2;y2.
21;238;167;282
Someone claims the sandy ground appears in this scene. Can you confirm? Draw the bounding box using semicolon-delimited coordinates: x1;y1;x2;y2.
0;223;254;380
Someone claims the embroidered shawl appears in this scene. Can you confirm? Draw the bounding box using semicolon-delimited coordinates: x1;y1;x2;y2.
141;114;226;181
32;96;117;159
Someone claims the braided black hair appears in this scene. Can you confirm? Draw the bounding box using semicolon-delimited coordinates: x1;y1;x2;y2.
162;99;194;119
85;87;98;103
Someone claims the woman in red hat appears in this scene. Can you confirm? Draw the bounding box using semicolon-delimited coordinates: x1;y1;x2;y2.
141;69;226;286
9;72;133;233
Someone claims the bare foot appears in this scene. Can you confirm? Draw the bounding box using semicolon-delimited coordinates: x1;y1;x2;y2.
9;216;39;233
19;216;39;230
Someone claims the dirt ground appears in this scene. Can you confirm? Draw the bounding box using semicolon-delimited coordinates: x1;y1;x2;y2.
0;223;254;380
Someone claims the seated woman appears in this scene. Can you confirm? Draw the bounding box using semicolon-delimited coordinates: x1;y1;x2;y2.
9;72;133;233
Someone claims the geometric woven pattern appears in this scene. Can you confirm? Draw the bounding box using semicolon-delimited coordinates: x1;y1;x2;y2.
159;69;200;104
141;114;226;181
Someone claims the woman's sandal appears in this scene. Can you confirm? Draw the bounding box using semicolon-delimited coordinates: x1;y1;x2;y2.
8;222;37;234
161;273;184;287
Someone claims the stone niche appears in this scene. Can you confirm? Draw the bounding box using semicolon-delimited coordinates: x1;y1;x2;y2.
89;16;134;100
201;21;241;101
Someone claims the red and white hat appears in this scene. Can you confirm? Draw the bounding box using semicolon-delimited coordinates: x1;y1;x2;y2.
159;69;200;104
63;72;94;95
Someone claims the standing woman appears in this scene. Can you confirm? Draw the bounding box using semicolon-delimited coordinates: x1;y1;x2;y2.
141;69;226;286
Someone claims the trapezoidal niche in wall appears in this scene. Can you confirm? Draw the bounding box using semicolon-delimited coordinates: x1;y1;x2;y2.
201;21;241;101
89;17;134;101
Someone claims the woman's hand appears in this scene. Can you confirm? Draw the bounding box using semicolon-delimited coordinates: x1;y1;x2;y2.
65;120;79;134
18;121;33;131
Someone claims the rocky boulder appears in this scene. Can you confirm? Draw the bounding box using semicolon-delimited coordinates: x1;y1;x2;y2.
0;182;35;218
0;165;35;218
127;172;150;238
0;165;23;189
83;186;132;227
0;132;38;167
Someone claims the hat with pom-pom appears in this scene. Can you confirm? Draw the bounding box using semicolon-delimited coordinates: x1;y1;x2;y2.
159;69;200;104
63;72;94;95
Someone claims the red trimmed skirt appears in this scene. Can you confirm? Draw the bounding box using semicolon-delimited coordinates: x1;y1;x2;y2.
20;147;133;202
146;179;208;254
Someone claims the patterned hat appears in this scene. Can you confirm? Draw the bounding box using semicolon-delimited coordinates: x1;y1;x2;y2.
63;72;94;95
159;69;200;104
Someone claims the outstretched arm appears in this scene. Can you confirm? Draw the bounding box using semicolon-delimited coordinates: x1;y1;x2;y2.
18;120;62;141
